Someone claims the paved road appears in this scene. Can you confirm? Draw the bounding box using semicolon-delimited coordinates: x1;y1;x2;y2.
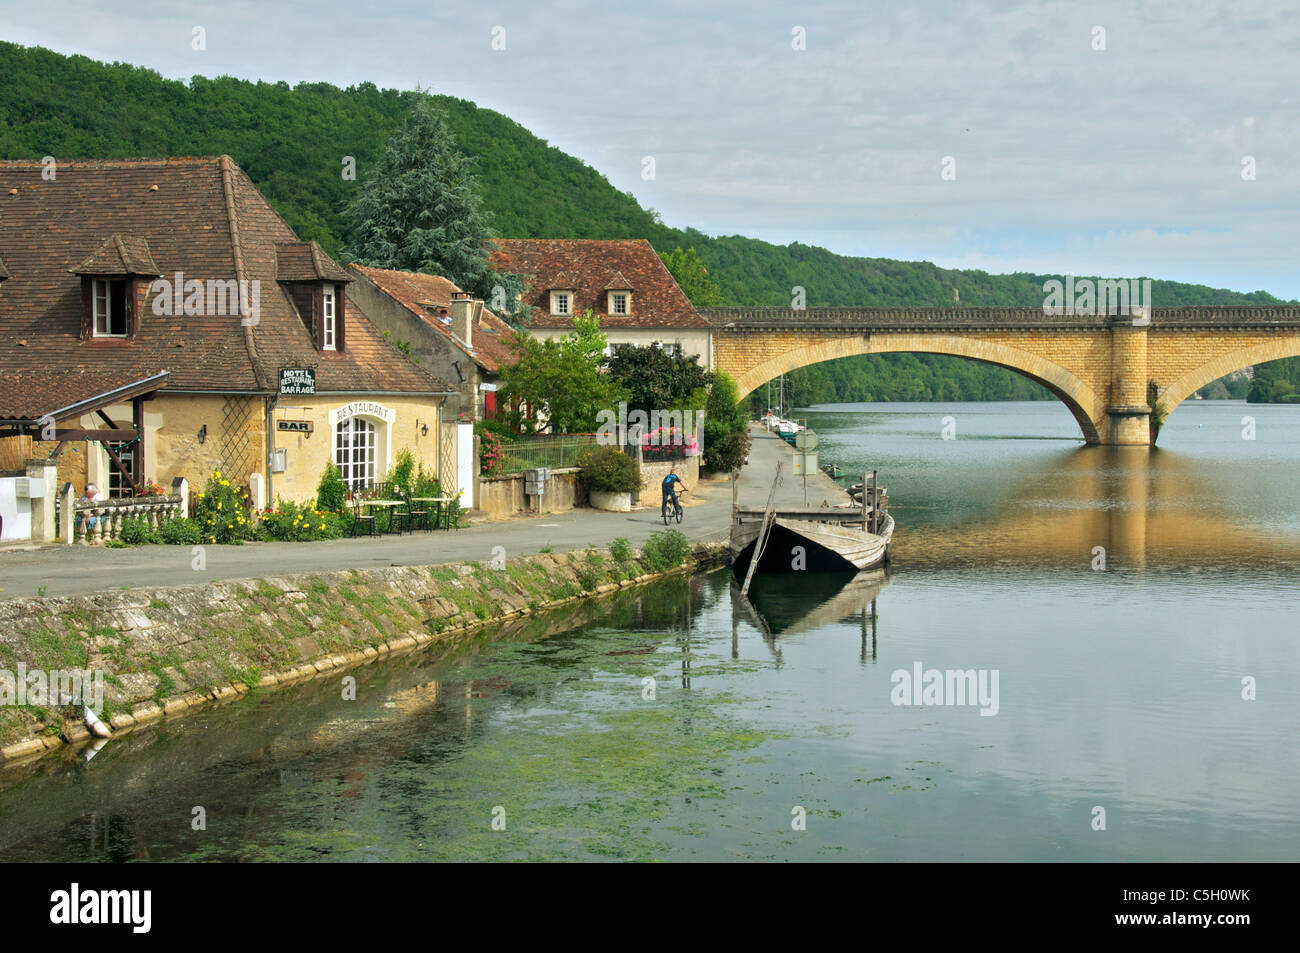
0;425;852;600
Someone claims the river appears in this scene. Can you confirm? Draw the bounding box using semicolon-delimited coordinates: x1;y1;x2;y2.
1;400;1296;861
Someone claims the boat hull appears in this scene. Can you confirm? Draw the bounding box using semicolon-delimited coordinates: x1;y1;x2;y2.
731;513;894;576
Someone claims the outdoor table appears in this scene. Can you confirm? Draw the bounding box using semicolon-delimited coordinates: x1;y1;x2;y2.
359;499;404;533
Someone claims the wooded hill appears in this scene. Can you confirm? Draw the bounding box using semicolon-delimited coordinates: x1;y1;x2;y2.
2;41;1290;403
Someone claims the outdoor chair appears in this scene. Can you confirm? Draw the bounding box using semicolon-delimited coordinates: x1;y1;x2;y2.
348;492;376;538
405;492;432;532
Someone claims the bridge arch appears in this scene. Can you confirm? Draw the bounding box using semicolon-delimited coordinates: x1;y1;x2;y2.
1158;339;1300;418
731;332;1105;444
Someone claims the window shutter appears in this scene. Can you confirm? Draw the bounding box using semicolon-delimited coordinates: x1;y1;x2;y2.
80;277;92;339
126;279;136;339
312;285;324;351
335;285;345;353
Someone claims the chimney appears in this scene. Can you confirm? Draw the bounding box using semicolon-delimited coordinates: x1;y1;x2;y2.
450;291;473;351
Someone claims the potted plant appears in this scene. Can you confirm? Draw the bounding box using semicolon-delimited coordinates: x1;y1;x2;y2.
577;446;644;512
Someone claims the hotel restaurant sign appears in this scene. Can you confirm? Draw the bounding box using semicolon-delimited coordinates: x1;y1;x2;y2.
279;368;316;395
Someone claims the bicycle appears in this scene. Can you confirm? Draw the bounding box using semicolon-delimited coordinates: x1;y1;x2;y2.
662;489;685;525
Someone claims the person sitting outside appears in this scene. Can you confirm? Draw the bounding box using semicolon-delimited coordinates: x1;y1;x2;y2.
77;482;105;544
661;469;683;518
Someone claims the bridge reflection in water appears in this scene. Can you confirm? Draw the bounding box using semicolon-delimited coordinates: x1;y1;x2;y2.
888;443;1300;573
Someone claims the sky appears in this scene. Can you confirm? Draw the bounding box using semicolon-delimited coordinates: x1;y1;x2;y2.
3;0;1297;298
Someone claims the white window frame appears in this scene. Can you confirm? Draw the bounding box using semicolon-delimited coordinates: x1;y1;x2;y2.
322;285;337;351
335;416;377;491
608;291;630;316
93;278;127;338
550;291;572;316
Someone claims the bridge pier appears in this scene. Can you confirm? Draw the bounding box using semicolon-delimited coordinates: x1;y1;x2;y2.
1103;317;1152;446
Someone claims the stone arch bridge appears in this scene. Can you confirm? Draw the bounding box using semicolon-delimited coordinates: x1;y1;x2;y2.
702;306;1300;445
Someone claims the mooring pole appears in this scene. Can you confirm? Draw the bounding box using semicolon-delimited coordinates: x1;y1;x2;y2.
870;469;877;534
741;462;782;597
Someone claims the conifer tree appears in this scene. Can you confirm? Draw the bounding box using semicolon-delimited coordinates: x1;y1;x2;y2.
343;93;523;311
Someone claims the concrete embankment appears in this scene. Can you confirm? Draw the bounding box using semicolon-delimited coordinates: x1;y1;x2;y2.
0;540;726;765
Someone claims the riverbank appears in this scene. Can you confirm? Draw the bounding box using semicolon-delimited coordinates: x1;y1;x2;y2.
0;423;831;600
0;537;726;765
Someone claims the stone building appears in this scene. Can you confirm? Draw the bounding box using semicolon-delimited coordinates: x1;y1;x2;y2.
490;238;712;365
0;156;458;511
346;265;518;422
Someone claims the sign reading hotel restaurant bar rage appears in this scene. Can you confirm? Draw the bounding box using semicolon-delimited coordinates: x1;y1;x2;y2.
279;368;316;395
277;420;313;433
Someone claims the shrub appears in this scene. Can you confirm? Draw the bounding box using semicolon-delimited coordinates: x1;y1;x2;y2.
609;537;633;563
577;446;643;494
641;529;691;572
413;463;441;498
317;462;347;513
118;515;161;546
477;423;505;477
159;516;202;545
703;429;751;474
258;500;347;542
389;449;416;495
193;470;257;544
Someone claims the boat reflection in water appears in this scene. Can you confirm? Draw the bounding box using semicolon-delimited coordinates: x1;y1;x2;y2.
730;568;890;665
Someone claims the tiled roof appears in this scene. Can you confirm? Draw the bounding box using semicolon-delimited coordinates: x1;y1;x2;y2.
0;255;9;280
491;239;707;330
276;241;352;283
0;156;451;397
0;369;169;422
71;234;160;277
348;264;520;374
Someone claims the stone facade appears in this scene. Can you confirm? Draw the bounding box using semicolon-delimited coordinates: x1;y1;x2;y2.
703;307;1300;446
36;392;444;508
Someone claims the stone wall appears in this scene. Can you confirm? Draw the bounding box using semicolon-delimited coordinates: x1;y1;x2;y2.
0;541;724;764
477;467;586;519
638;454;700;508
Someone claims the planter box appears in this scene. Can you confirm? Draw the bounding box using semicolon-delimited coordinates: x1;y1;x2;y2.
589;489;633;512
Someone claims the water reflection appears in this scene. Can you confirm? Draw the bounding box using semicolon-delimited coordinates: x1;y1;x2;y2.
732;569;888;666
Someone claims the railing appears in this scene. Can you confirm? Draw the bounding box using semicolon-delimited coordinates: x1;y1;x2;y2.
497;434;602;474
56;495;185;543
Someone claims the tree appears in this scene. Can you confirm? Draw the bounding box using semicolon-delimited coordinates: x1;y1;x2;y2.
605;344;711;415
659;246;725;306
498;311;626;433
342;93;524;308
703;370;751;473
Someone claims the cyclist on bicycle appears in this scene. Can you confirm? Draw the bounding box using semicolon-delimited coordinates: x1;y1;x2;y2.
661;470;683;519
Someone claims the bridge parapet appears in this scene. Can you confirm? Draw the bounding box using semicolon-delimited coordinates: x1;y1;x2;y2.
701;306;1300;330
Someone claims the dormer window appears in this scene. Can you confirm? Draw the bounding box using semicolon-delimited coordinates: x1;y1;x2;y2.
72;234;160;342
93;279;128;337
608;291;630;316
275;242;351;354
550;291;572;316
322;285;338;350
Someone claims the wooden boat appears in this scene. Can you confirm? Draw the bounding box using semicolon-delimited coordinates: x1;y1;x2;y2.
821;463;844;479
731;467;894;581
